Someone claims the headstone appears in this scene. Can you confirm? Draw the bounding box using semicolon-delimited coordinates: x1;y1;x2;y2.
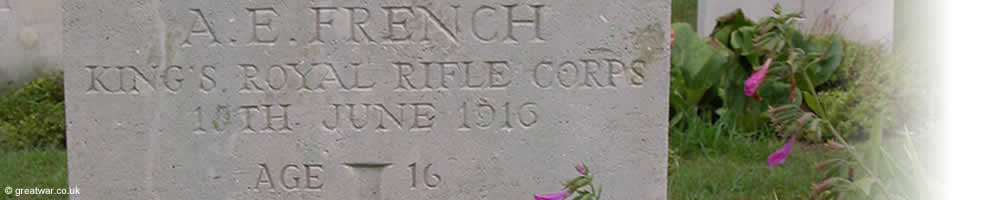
63;0;669;199
697;0;894;46
0;0;62;89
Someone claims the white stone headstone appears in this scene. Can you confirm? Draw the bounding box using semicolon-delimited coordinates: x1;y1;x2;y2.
64;0;669;199
0;0;62;89
697;0;894;46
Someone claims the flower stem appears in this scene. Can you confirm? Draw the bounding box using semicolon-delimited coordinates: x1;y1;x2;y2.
825;122;891;198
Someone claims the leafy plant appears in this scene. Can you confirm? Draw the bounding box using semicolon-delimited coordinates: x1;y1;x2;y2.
670;5;845;136
818;46;928;140
670;23;731;119
768;104;931;199
714;5;843;128
0;73;66;151
534;164;602;200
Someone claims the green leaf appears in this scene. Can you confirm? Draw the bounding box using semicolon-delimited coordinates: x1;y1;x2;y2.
731;27;755;55
810;36;844;85
670;23;733;107
786;29;807;50
759;81;802;106
564;176;588;193
803;92;822;117
709;9;754;49
597;184;602;200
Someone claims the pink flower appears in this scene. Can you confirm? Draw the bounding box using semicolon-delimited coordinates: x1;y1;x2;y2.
534;190;570;200
768;135;796;169
744;58;773;98
575;165;587;175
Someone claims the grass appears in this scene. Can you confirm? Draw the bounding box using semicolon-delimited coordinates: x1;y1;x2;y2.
0;149;68;200
670;137;844;199
672;0;698;28
668;115;845;199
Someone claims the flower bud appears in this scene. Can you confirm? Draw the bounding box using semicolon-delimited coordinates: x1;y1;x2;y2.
815;159;840;170
826;140;844;150
576;165;588;175
811;178;835;198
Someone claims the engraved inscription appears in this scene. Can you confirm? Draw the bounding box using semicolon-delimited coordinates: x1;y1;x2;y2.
408;162;442;190
253;163;323;192
85;65;155;95
82;57;648;134
322;102;437;132
247;7;279;45
458;98;538;131
238;104;293;133
82;57;643;96
417;6;460;43
310;7;337;44
253;164;274;192
169;4;548;46
200;65;218;92
346;7;375;44
192;104;232;134
472;6;498;42
65;0;669;199
392;60;513;91
502;4;544;43
182;9;222;47
344;163;392;200
531;59;647;89
191;103;294;134
238;62;375;93
382;6;415;42
83;65;224;95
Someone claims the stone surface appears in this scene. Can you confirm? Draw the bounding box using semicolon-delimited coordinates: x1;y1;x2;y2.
0;0;62;89
697;0;894;46
63;0;669;199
